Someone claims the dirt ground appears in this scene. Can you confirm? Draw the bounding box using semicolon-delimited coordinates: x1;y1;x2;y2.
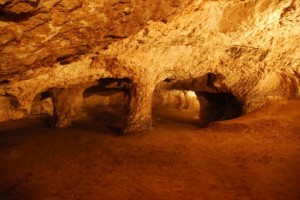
0;100;299;200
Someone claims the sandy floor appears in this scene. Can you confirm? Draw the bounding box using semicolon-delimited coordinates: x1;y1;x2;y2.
0;100;299;200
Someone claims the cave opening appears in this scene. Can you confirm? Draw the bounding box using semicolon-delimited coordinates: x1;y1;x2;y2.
79;78;131;133
196;91;243;126
27;77;244;130
83;78;130;100
30;90;53;116
153;89;200;126
153;76;244;127
152;79;200;126
0;79;10;85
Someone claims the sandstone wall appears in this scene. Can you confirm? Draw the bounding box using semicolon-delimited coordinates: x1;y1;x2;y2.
0;0;299;132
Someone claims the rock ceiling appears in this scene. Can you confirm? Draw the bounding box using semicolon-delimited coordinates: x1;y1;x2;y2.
0;0;190;78
0;0;299;132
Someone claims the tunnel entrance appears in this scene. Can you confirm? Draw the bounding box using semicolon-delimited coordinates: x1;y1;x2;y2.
152;89;200;126
30;90;53;116
153;76;243;127
79;78;131;134
83;78;130;109
152;78;201;126
196;92;243;125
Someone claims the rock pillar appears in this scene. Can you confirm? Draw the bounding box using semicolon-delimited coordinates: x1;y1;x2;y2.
50;87;83;127
122;82;154;134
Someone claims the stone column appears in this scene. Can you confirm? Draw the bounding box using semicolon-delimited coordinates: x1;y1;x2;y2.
50;86;83;128
122;82;154;134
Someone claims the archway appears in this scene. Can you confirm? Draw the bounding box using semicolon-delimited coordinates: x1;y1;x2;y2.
83;78;130;109
79;78;131;133
153;75;244;127
30;90;53;116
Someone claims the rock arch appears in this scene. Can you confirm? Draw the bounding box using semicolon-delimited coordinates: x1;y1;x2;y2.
30;90;52;116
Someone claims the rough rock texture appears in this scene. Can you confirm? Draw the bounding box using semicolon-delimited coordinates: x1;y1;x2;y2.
0;0;191;79
100;0;300;111
122;81;154;133
50;86;82;127
0;0;300;133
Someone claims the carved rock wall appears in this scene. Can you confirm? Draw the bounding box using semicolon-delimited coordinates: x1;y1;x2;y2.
0;0;299;133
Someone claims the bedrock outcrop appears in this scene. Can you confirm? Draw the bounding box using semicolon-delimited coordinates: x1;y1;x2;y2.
0;0;299;133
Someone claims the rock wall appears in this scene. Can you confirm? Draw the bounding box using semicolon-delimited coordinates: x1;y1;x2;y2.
0;0;191;79
99;0;300;112
0;0;299;133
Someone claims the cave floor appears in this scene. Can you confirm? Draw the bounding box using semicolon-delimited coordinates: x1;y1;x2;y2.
0;100;299;200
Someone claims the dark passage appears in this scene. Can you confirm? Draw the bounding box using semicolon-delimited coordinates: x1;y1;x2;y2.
196;92;243;125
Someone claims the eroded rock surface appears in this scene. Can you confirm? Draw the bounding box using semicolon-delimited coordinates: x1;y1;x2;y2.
0;0;299;133
0;0;191;79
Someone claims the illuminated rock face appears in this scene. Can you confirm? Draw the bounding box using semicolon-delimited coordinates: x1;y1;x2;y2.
0;0;299;133
0;0;190;78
